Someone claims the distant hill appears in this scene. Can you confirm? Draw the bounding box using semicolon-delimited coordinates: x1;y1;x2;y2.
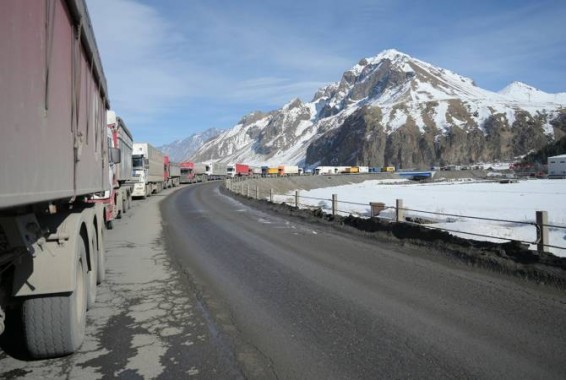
158;128;224;162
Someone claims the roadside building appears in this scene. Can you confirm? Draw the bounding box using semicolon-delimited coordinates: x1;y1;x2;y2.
548;154;566;178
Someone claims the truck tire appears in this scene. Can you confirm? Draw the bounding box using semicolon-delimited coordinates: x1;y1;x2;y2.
22;236;88;358
116;196;122;219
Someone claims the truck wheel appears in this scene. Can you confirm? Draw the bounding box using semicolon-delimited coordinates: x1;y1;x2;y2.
22;236;88;358
116;196;122;219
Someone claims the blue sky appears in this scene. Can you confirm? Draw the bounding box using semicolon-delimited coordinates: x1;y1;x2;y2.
86;0;566;146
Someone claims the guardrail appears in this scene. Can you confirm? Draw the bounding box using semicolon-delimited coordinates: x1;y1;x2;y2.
225;178;566;255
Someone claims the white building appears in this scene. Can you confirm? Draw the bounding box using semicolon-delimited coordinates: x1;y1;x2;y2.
548;154;566;178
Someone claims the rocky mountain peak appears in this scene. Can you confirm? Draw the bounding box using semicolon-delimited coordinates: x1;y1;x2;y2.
185;49;565;168
238;111;270;127
283;98;304;111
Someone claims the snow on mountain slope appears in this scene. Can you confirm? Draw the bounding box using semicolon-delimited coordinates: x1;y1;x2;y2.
188;49;566;167
158;127;224;162
499;81;566;105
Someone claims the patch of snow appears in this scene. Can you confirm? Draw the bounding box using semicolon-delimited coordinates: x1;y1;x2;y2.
280;179;566;257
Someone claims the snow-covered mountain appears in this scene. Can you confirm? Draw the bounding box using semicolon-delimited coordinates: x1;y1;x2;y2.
190;49;566;168
158;127;224;162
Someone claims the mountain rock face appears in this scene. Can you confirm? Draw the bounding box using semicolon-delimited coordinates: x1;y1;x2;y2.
159;127;224;162
189;49;566;168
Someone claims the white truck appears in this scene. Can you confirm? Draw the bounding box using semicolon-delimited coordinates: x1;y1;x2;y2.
278;165;300;176
109;112;134;219
0;0;108;358
205;162;228;180
193;163;208;182
132;143;165;198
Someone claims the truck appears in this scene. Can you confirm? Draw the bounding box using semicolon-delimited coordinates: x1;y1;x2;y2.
250;166;262;177
131;143;165;198
193;163;208;182
344;166;359;174
204;162;228;180
262;167;279;177
164;156;180;188
227;163;250;177
110;112;135;215
0;0;108;358
179;161;195;184
93;111;134;229
278;165;299;176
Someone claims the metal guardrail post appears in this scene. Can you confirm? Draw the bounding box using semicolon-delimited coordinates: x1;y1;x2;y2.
536;211;549;254
332;194;337;216
396;199;404;222
295;191;299;208
247;185;250;198
256;185;259;199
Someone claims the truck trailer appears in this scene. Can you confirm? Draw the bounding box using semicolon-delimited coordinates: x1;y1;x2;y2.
227;163;250;177
110;112;135;214
0;0;108;358
204;162;227;180
92;111;134;229
132;143;165;198
193;163;208;182
278;165;299;176
235;163;250;177
164;156;181;188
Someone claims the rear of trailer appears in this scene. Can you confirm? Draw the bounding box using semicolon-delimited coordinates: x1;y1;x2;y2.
0;0;109;358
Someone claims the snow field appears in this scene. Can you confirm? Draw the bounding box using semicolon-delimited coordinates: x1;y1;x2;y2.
275;178;566;257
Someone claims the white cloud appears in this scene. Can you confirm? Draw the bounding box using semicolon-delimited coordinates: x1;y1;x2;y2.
416;2;566;91
230;77;328;105
87;0;193;121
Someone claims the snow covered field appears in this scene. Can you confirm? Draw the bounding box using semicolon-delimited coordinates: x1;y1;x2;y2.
275;178;566;257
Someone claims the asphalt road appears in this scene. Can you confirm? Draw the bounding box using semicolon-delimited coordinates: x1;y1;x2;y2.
162;182;566;379
1;182;565;379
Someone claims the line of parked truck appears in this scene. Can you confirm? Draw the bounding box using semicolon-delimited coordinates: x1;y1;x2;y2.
176;163;398;182
0;0;191;359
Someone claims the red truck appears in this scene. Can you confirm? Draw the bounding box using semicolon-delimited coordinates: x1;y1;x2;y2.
228;163;250;177
0;0;108;358
180;162;208;183
235;163;250;177
180;161;195;184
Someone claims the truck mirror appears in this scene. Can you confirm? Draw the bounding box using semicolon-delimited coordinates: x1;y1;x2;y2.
110;147;121;164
